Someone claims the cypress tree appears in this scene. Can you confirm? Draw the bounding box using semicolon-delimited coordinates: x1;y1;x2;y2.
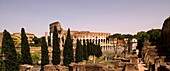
2;30;19;71
0;58;5;71
63;28;73;66
88;43;96;64
91;43;96;56
75;39;83;63
83;40;88;60
52;26;60;65
0;52;5;71
87;39;91;56
95;44;102;58
21;28;32;64
89;43;102;58
40;37;49;71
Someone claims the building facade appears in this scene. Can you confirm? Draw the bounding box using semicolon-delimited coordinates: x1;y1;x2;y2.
49;21;114;52
12;32;35;44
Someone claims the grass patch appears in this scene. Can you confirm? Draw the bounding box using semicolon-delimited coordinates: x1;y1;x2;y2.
87;60;93;63
87;58;105;63
102;52;115;56
106;60;112;65
96;58;104;63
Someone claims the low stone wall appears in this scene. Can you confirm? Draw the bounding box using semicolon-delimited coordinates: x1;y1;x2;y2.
86;64;105;71
20;64;33;71
43;63;108;71
69;63;115;71
70;62;140;71
44;64;68;71
42;59;143;71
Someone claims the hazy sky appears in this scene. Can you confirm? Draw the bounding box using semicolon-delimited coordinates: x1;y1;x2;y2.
0;0;170;37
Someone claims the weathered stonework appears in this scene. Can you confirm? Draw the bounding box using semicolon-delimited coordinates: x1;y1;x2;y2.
124;63;138;71
141;16;170;71
160;16;170;62
44;64;68;71
20;64;33;71
130;56;138;64
49;21;114;64
49;21;113;52
69;63;113;71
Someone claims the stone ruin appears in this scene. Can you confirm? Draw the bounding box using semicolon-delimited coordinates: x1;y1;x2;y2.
44;64;68;71
20;64;33;71
42;61;123;71
41;48;140;71
124;63;138;71
159;16;170;62
67;57;139;71
19;16;170;71
142;16;170;71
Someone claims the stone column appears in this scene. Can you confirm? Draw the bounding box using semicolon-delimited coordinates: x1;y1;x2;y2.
130;55;138;64
59;35;63;50
155;57;160;71
49;33;53;64
93;55;96;64
81;39;83;44
44;64;56;71
49;51;52;64
124;38;128;57
60;35;63;65
103;47;105;51
109;46;111;51
108;46;109;51
45;32;48;46
106;40;107;51
106;46;108;51
50;33;53;47
105;39;107;51
103;46;105;51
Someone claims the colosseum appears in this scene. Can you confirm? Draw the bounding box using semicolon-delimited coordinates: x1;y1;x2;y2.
49;21;114;52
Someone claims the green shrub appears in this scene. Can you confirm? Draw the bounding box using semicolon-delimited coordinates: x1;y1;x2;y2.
31;52;41;65
96;58;104;63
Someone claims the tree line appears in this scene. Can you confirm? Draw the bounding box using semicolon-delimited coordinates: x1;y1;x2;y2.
0;28;32;71
107;29;161;58
0;26;102;71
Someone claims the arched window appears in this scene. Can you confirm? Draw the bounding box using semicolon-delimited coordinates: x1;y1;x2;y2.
98;39;100;44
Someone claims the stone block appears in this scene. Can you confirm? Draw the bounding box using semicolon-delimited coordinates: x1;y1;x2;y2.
111;60;121;69
20;64;33;71
130;56;138;64
124;63;138;71
44;64;68;71
44;64;58;71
